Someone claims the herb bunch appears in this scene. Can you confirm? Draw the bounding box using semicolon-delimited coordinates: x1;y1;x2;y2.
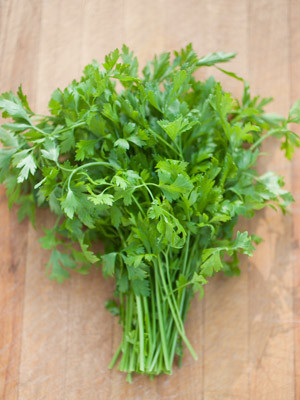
1;45;299;381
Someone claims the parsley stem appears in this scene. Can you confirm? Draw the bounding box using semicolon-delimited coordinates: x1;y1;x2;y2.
132;195;145;217
133;183;155;201
143;184;155;201
163;251;185;331
108;343;122;369
129;339;136;372
143;296;152;363
149;344;161;371
119;293;134;372
31;124;47;135
67;161;116;190
145;275;157;371
52;121;86;136
149;127;183;158
136;295;145;371
154;262;170;371
157;256;197;360
55;161;73;172
250;129;281;151
182;232;190;276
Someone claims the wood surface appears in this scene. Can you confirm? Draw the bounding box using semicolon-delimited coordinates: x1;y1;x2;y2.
0;0;299;399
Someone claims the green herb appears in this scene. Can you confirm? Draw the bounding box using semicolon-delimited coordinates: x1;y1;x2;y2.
1;44;299;381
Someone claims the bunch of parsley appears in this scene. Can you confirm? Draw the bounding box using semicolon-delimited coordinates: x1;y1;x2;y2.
1;45;299;381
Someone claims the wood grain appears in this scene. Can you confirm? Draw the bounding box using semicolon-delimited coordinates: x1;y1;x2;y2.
0;0;299;399
248;2;294;399
0;1;41;399
290;1;300;399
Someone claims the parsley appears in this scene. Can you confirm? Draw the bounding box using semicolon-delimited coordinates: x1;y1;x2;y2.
1;44;299;380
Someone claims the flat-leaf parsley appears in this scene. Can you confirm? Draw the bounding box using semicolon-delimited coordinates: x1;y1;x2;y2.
1;44;299;381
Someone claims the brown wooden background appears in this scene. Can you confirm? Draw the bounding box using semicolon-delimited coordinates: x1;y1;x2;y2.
1;0;300;399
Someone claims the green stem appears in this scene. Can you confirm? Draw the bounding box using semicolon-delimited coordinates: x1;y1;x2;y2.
250;129;282;151
55;161;73;172
149;343;162;371
31;120;86;137
52;121;86;136
109;343;122;369
149;127;183;158
145;276;157;371
67;161;116;190
163;252;185;332
143;296;153;368
154;263;170;371
119;293;134;372
156;257;197;360
132;195;146;217
182;232;190;276
129;342;136;372
136;295;145;371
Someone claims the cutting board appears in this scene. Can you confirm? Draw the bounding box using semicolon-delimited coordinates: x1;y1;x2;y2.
1;1;300;399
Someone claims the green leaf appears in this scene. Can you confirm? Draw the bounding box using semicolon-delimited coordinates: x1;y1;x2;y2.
16;153;37;182
148;52;171;81
102;103;119;123
117;274;129;293
113;175;128;189
58;130;75;153
0;127;19;148
88;115;106;136
0;148;15;182
75;139;98;161
148;198;186;248
39;228;58;250
131;279;150;296
281;138;294;160
41;139;59;162
128;134;146;147
88;192;114;206
200;250;223;276
123;122;136;135
2;122;31;132
160;174;193;201
46;249;77;283
17;194;36;227
216;67;244;82
103;48;120;71
157;116;194;141
288;99;300;123
111;205;122;228
61;189;79;219
114;138;129;150
232;231;254;256
172;70;187;92
121;45;138;77
191;272;207;298
48;189;62;215
147;90;162;112
79;240;99;263
102;252;117;277
0;92;31;122
17;85;33;113
197;51;236;67
105;299;120;316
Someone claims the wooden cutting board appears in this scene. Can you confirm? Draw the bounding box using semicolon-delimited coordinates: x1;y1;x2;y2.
1;1;300;399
